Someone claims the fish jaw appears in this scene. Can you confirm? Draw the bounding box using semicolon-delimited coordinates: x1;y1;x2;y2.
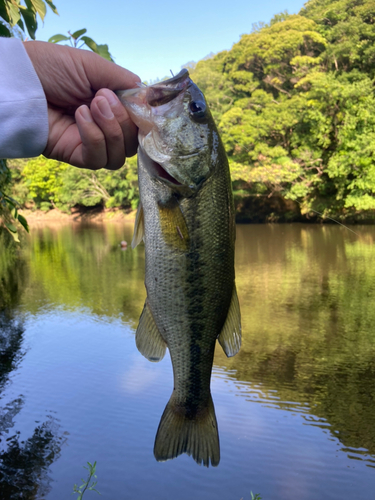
116;69;190;141
118;72;215;190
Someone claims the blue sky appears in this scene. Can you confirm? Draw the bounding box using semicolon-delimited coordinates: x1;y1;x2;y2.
36;0;307;83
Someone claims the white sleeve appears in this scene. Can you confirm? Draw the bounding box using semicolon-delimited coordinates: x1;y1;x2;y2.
0;37;48;159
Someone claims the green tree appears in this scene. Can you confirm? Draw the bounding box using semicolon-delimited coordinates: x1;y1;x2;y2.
0;0;117;236
193;3;375;220
58;155;139;211
0;0;58;39
0;0;58;238
21;156;68;210
203;14;330;217
9;155;139;212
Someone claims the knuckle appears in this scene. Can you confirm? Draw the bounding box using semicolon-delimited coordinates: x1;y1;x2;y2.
106;126;123;143
90;133;106;149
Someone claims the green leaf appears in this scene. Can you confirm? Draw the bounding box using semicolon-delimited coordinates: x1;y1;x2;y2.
0;2;10;23
48;33;69;43
20;3;38;39
29;0;46;21
5;222;17;233
17;17;25;31
8;230;20;243
96;44;113;62
4;196;16;209
0;22;11;37
44;0;58;14
81;36;113;61
6;2;21;26
17;214;29;233
71;28;87;39
80;35;98;53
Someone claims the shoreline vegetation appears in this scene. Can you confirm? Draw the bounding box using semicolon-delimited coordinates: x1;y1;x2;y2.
3;0;375;231
17;207;137;225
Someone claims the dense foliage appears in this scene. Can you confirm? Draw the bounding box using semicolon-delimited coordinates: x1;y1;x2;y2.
3;0;375;223
191;0;375;221
0;0;115;237
7;156;139;212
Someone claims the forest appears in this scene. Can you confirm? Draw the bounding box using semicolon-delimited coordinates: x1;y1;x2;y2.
3;0;375;225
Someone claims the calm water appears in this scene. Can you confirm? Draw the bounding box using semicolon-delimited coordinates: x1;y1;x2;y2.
1;223;375;499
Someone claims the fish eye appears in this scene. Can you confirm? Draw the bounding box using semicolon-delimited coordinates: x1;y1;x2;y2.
189;100;206;118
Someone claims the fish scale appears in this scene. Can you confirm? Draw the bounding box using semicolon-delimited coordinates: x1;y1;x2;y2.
118;69;241;467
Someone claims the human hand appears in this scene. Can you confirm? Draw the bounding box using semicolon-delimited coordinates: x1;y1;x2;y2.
24;41;140;170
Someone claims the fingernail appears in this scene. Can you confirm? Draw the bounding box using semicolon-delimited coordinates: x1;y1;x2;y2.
97;97;114;119
100;88;119;107
79;105;93;122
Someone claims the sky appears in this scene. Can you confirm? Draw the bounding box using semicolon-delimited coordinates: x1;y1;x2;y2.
35;0;307;83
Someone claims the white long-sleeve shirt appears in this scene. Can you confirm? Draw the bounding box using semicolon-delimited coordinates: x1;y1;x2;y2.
0;37;48;159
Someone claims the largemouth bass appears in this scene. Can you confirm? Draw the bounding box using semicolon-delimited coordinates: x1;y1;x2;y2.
118;69;241;467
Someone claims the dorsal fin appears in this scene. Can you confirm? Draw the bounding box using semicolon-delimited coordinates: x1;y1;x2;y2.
218;285;241;357
136;300;167;362
131;202;144;249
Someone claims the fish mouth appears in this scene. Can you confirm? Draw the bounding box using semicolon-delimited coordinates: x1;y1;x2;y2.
150;159;182;186
161;68;189;86
146;69;190;107
139;148;182;186
144;150;204;188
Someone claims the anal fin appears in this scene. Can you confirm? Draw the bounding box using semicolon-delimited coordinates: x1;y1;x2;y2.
131;202;144;249
136;300;167;362
218;285;241;357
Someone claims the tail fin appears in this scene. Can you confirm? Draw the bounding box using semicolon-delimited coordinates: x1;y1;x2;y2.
153;394;220;467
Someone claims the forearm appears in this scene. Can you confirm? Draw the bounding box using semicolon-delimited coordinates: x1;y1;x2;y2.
0;38;48;159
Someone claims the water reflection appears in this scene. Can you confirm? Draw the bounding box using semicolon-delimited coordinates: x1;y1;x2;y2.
0;399;66;499
0;232;65;498
216;224;375;468
0;311;24;391
21;223;145;320
0;223;375;499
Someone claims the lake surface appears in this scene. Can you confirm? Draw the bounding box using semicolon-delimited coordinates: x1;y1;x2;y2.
1;222;375;499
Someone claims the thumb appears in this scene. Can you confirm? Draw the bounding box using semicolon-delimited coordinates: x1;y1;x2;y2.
76;48;141;92
24;40;141;107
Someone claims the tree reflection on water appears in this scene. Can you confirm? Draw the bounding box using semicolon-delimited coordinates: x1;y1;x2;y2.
215;224;375;468
0;398;66;499
0;231;65;499
1;223;375;497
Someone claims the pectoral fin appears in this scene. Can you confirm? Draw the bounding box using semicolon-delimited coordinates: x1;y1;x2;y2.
131;202;144;249
136;300;167;362
218;285;241;357
158;201;189;251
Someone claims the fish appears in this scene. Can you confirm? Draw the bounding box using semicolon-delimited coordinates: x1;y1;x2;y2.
117;69;241;467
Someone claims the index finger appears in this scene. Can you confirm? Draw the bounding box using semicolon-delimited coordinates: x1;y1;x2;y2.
96;88;138;157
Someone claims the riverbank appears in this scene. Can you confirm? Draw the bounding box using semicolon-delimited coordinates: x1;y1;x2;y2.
18;207;137;226
16;205;375;227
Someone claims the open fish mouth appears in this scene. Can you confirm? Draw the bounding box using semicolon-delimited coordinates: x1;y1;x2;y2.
138;146;183;186
141;147;205;188
118;69;190;105
146;69;190;107
148;157;182;186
